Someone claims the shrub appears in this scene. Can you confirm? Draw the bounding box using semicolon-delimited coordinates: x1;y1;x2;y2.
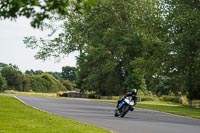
140;96;156;101
137;89;153;96
179;96;188;105
61;80;75;90
159;95;180;103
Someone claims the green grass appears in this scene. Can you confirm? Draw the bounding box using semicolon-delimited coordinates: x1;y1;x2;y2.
137;101;200;119
0;96;111;133
93;99;200;119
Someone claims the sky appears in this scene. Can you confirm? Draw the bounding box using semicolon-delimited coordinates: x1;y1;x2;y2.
0;17;78;72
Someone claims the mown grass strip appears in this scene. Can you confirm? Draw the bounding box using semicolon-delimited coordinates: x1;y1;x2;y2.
137;101;200;119
0;96;111;133
93;99;200;119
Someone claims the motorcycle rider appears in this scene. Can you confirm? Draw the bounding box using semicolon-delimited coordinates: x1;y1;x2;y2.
116;88;137;111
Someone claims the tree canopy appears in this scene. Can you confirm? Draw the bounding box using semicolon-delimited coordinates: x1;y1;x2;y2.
0;0;96;28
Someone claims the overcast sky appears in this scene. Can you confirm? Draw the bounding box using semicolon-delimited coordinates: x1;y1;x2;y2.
0;17;77;72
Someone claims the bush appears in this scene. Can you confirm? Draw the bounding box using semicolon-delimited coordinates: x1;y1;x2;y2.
179;96;188;105
28;74;66;93
140;96;156;101
137;89;153;96
61;80;75;90
159;95;180;103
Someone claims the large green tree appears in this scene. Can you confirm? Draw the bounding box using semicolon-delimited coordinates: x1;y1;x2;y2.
67;0;165;95
61;66;76;82
1;65;23;91
164;0;200;99
24;0;166;95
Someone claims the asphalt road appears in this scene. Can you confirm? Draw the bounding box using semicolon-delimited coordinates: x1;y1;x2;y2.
16;96;200;133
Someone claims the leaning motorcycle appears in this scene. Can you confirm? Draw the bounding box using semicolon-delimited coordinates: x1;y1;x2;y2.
114;96;134;118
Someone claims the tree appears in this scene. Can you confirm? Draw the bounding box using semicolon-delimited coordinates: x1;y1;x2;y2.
67;0;165;95
0;0;97;28
48;72;63;81
0;63;9;70
0;0;69;28
164;0;200;99
0;73;7;91
61;66;76;82
25;69;44;75
1;66;23;91
21;75;31;92
24;0;166;95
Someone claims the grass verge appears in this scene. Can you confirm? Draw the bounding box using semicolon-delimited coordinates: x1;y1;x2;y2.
0;96;111;133
93;99;200;119
137;101;200;119
3;90;57;97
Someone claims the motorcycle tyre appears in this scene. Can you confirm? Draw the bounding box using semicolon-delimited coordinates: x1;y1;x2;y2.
114;109;119;117
120;105;129;118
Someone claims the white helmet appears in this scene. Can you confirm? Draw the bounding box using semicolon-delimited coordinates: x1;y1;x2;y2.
132;89;137;94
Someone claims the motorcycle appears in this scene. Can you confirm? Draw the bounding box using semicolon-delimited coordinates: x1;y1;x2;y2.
114;96;134;118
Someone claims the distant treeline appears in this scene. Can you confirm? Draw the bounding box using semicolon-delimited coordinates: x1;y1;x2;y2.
0;63;76;93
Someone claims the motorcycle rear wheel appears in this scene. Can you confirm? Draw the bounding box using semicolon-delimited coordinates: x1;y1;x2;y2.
114;109;119;117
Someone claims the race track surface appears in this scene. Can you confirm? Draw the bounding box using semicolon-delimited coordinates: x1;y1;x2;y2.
16;96;200;133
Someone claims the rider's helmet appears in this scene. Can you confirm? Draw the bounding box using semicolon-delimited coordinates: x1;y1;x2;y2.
131;88;137;95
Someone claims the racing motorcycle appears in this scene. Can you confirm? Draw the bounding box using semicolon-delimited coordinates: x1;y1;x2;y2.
114;96;134;118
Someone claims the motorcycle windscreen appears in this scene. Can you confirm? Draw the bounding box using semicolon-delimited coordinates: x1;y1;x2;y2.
124;97;134;106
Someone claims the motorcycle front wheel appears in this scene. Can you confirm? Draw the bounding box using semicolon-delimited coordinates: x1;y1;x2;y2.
120;105;130;118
